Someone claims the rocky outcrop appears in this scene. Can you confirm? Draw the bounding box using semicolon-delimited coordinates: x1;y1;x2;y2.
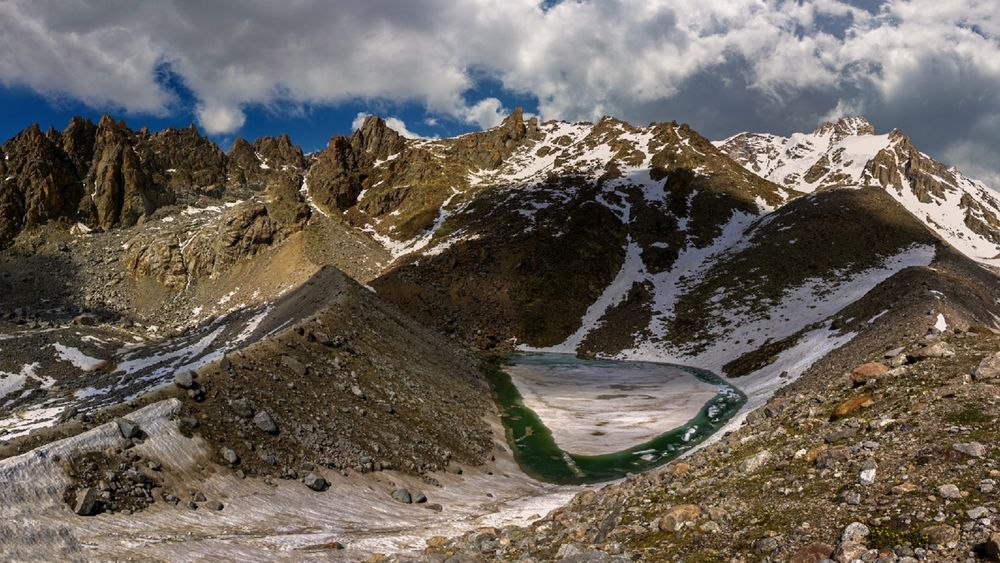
864;130;953;203
456;107;539;169
226;134;306;190
124;179;309;291
352;116;406;161
0;114;310;244
59;117;98;177
84;115;156;229
136;123;228;201
0;124;83;242
307;116;406;213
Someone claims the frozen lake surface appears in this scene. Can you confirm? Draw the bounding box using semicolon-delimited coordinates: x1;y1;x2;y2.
495;353;744;484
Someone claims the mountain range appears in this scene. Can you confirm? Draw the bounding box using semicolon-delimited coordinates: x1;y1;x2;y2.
1;110;999;560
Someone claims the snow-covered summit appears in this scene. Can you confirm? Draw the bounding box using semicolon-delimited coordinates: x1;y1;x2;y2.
717;117;1000;265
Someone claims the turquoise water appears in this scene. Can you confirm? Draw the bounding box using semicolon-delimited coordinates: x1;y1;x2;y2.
489;353;745;485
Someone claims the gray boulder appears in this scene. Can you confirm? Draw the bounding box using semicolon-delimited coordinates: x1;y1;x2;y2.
115;418;140;439
304;473;329;491
253;411;279;434
173;370;196;389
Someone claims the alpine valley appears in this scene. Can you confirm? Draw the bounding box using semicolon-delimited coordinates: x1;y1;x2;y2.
2;109;1000;562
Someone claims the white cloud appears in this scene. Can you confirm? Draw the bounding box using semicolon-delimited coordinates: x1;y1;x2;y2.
196;102;246;135
0;0;999;185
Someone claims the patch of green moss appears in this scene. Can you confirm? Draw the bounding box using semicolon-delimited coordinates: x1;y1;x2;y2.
945;405;991;426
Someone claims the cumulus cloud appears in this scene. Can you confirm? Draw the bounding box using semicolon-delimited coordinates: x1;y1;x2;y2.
0;0;999;184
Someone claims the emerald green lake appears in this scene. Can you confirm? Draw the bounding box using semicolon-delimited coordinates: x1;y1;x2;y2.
489;353;745;485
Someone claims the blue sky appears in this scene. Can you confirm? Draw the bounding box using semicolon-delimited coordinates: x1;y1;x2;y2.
0;0;998;184
0;79;542;153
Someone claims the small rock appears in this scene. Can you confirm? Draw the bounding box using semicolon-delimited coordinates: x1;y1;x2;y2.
351;385;366;400
850;362;888;384
115;418;140;439
859;468;877;486
831;395;874;420
304;473;329;492
841;522;870;543
790;542;834;563
740;450;772;473
921;524;959;545
938;484;961;499
204;500;224;511
173;370;195;389
219;447;239;465
73;487;98;516
412;491;427;503
954;442;987;458
910;341;954;360
253;411;279;434
657;504;702;532
392;488;412;504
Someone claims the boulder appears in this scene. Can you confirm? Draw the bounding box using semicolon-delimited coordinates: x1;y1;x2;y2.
73;487;99;516
790;542;834;563
115;418;141;439
220;447;240;465
281;355;307;377
910;341;954;360
974;352;1000;381
840;522;870;543
173;370;195;389
921;524;959;545
831;395;874;420
850;362;888;384
392;488;412;504
954;442;987;458
304;473;329;492
937;484;961;499
253;410;279;434
657;504;702;532
983;531;1000;560
740;450;772;473
231;398;254;419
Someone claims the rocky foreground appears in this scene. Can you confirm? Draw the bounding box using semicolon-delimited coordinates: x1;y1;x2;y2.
426;328;1000;562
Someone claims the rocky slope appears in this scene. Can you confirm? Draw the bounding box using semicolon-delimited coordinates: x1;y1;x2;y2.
430;326;1000;562
717;117;1000;265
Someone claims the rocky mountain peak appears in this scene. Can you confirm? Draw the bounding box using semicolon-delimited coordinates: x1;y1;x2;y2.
813;116;876;138
352;115;406;160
